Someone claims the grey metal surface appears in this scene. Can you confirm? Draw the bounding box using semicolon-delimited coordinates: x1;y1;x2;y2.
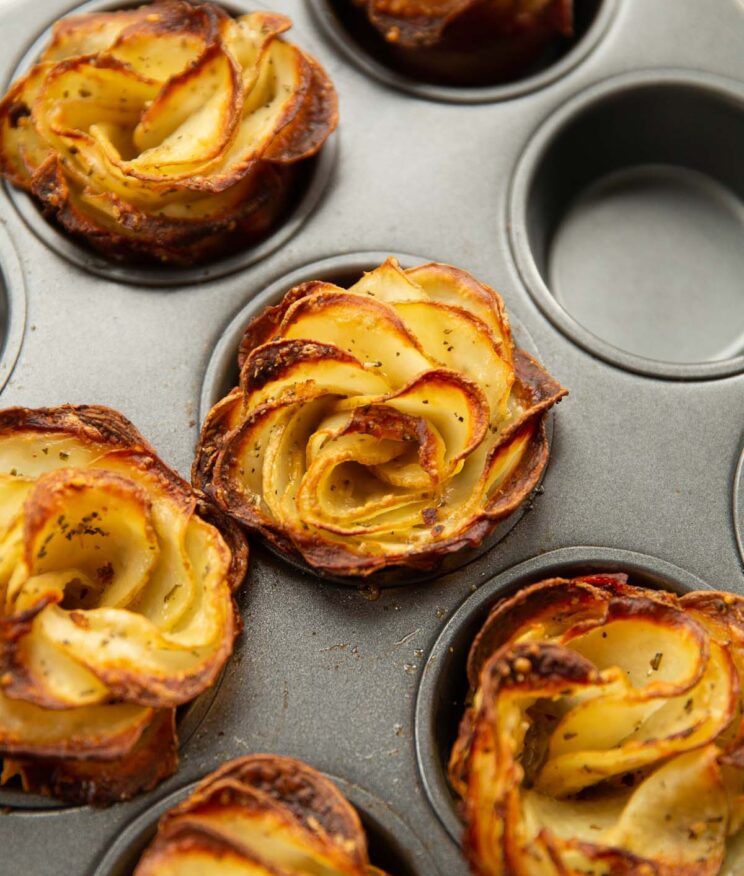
0;0;741;873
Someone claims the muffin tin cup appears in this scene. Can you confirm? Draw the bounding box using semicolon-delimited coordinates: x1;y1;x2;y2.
4;0;339;288
199;250;557;588
0;0;742;872
90;772;440;876
509;69;744;380
308;0;619;104
413;545;711;841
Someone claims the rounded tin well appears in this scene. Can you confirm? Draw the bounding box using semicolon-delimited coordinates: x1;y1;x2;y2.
2;0;338;287
413;545;711;840
91;773;440;875
308;0;617;104
510;70;744;379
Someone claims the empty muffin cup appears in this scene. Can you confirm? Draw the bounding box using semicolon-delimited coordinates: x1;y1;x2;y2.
510;70;744;379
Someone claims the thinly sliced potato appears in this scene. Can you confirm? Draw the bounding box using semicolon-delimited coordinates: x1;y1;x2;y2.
134;755;387;875
0;0;337;266
0;405;247;803
450;576;744;875
195;258;567;577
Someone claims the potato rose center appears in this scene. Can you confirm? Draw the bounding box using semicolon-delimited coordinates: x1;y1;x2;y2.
195;258;567;577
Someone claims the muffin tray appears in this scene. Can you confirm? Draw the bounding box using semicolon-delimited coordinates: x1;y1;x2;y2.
0;0;742;872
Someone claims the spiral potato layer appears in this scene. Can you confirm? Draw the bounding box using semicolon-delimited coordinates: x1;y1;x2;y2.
450;575;744;875
0;405;246;803
0;0;338;264
195;258;567;577
135;755;388;875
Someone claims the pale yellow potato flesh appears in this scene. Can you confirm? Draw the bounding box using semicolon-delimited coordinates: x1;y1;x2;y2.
134;756;386;876
451;577;744;875
197;258;566;575
0;406;244;803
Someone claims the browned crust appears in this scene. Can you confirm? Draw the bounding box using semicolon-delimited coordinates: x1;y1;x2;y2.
680;590;744;636
0;1;337;266
30;154;294;266
185;754;368;852
0;698;153;760
263;53;339;164
237;281;334;368
5;708;177;805
465;576;612;688
451;578;740;876
0;402;151;448
195;494;249;597
0;405;248;575
43;0;226;62
192;387;243;499
136;754;373;873
111;0;227;48
0;404;248;801
241;339;361;397
196;262;568;578
353;0;573;47
134;821;289;876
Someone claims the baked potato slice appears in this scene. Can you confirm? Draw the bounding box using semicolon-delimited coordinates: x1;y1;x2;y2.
196;259;567;578
135;755;387;875
450;576;744;875
0;405;247;803
0;0;337;265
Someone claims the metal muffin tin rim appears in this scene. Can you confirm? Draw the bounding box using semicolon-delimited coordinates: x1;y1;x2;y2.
197;248;559;588
508;66;744;381
89;768;442;876
307;0;620;105
0;220;27;394
2;0;339;288
735;445;744;568
413;544;712;841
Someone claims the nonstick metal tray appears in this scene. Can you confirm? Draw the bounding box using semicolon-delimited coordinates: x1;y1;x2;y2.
0;0;742;873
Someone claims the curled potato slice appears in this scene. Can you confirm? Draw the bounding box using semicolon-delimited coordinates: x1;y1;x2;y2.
195;258;567;578
0;0;337;266
450;575;744;875
134;755;387;875
0;405;247;804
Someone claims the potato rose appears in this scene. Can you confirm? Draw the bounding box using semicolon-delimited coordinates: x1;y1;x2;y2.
449;574;744;875
195;258;567;578
0;0;338;266
345;0;573;85
0;405;247;804
134;755;388;875
354;0;572;47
